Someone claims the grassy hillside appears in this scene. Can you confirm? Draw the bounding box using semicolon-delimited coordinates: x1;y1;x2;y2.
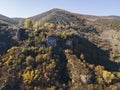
29;8;85;25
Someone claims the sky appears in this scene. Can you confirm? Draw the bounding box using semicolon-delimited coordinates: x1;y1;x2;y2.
0;0;119;18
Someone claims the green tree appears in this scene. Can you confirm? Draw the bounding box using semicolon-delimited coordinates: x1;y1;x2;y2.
24;19;33;28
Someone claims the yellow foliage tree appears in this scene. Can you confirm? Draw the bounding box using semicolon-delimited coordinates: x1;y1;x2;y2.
24;19;33;28
22;70;40;85
44;22;54;30
102;70;116;84
33;21;41;29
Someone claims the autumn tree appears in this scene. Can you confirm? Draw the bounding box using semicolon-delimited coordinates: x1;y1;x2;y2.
24;19;33;28
44;22;55;30
33;21;40;29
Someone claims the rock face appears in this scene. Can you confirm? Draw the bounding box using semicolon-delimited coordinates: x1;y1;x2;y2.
47;35;59;47
66;39;73;48
16;28;28;41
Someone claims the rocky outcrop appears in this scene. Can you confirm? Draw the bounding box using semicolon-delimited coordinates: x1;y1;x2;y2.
66;39;73;48
46;35;60;47
16;28;28;41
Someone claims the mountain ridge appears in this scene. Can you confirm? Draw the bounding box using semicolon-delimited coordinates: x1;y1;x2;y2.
0;8;120;25
0;14;18;24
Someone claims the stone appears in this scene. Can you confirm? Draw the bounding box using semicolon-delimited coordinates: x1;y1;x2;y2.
80;53;85;60
80;75;91;84
66;39;73;48
47;35;59;47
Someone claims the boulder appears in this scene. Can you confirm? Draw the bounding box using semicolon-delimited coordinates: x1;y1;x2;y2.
47;35;59;47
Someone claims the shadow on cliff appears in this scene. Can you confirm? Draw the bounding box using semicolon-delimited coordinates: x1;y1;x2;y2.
0;29;18;55
71;35;120;72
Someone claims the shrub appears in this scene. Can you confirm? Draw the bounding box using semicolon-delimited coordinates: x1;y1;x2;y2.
102;70;116;84
35;54;43;63
95;65;104;75
46;59;56;70
22;70;40;85
26;56;35;66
